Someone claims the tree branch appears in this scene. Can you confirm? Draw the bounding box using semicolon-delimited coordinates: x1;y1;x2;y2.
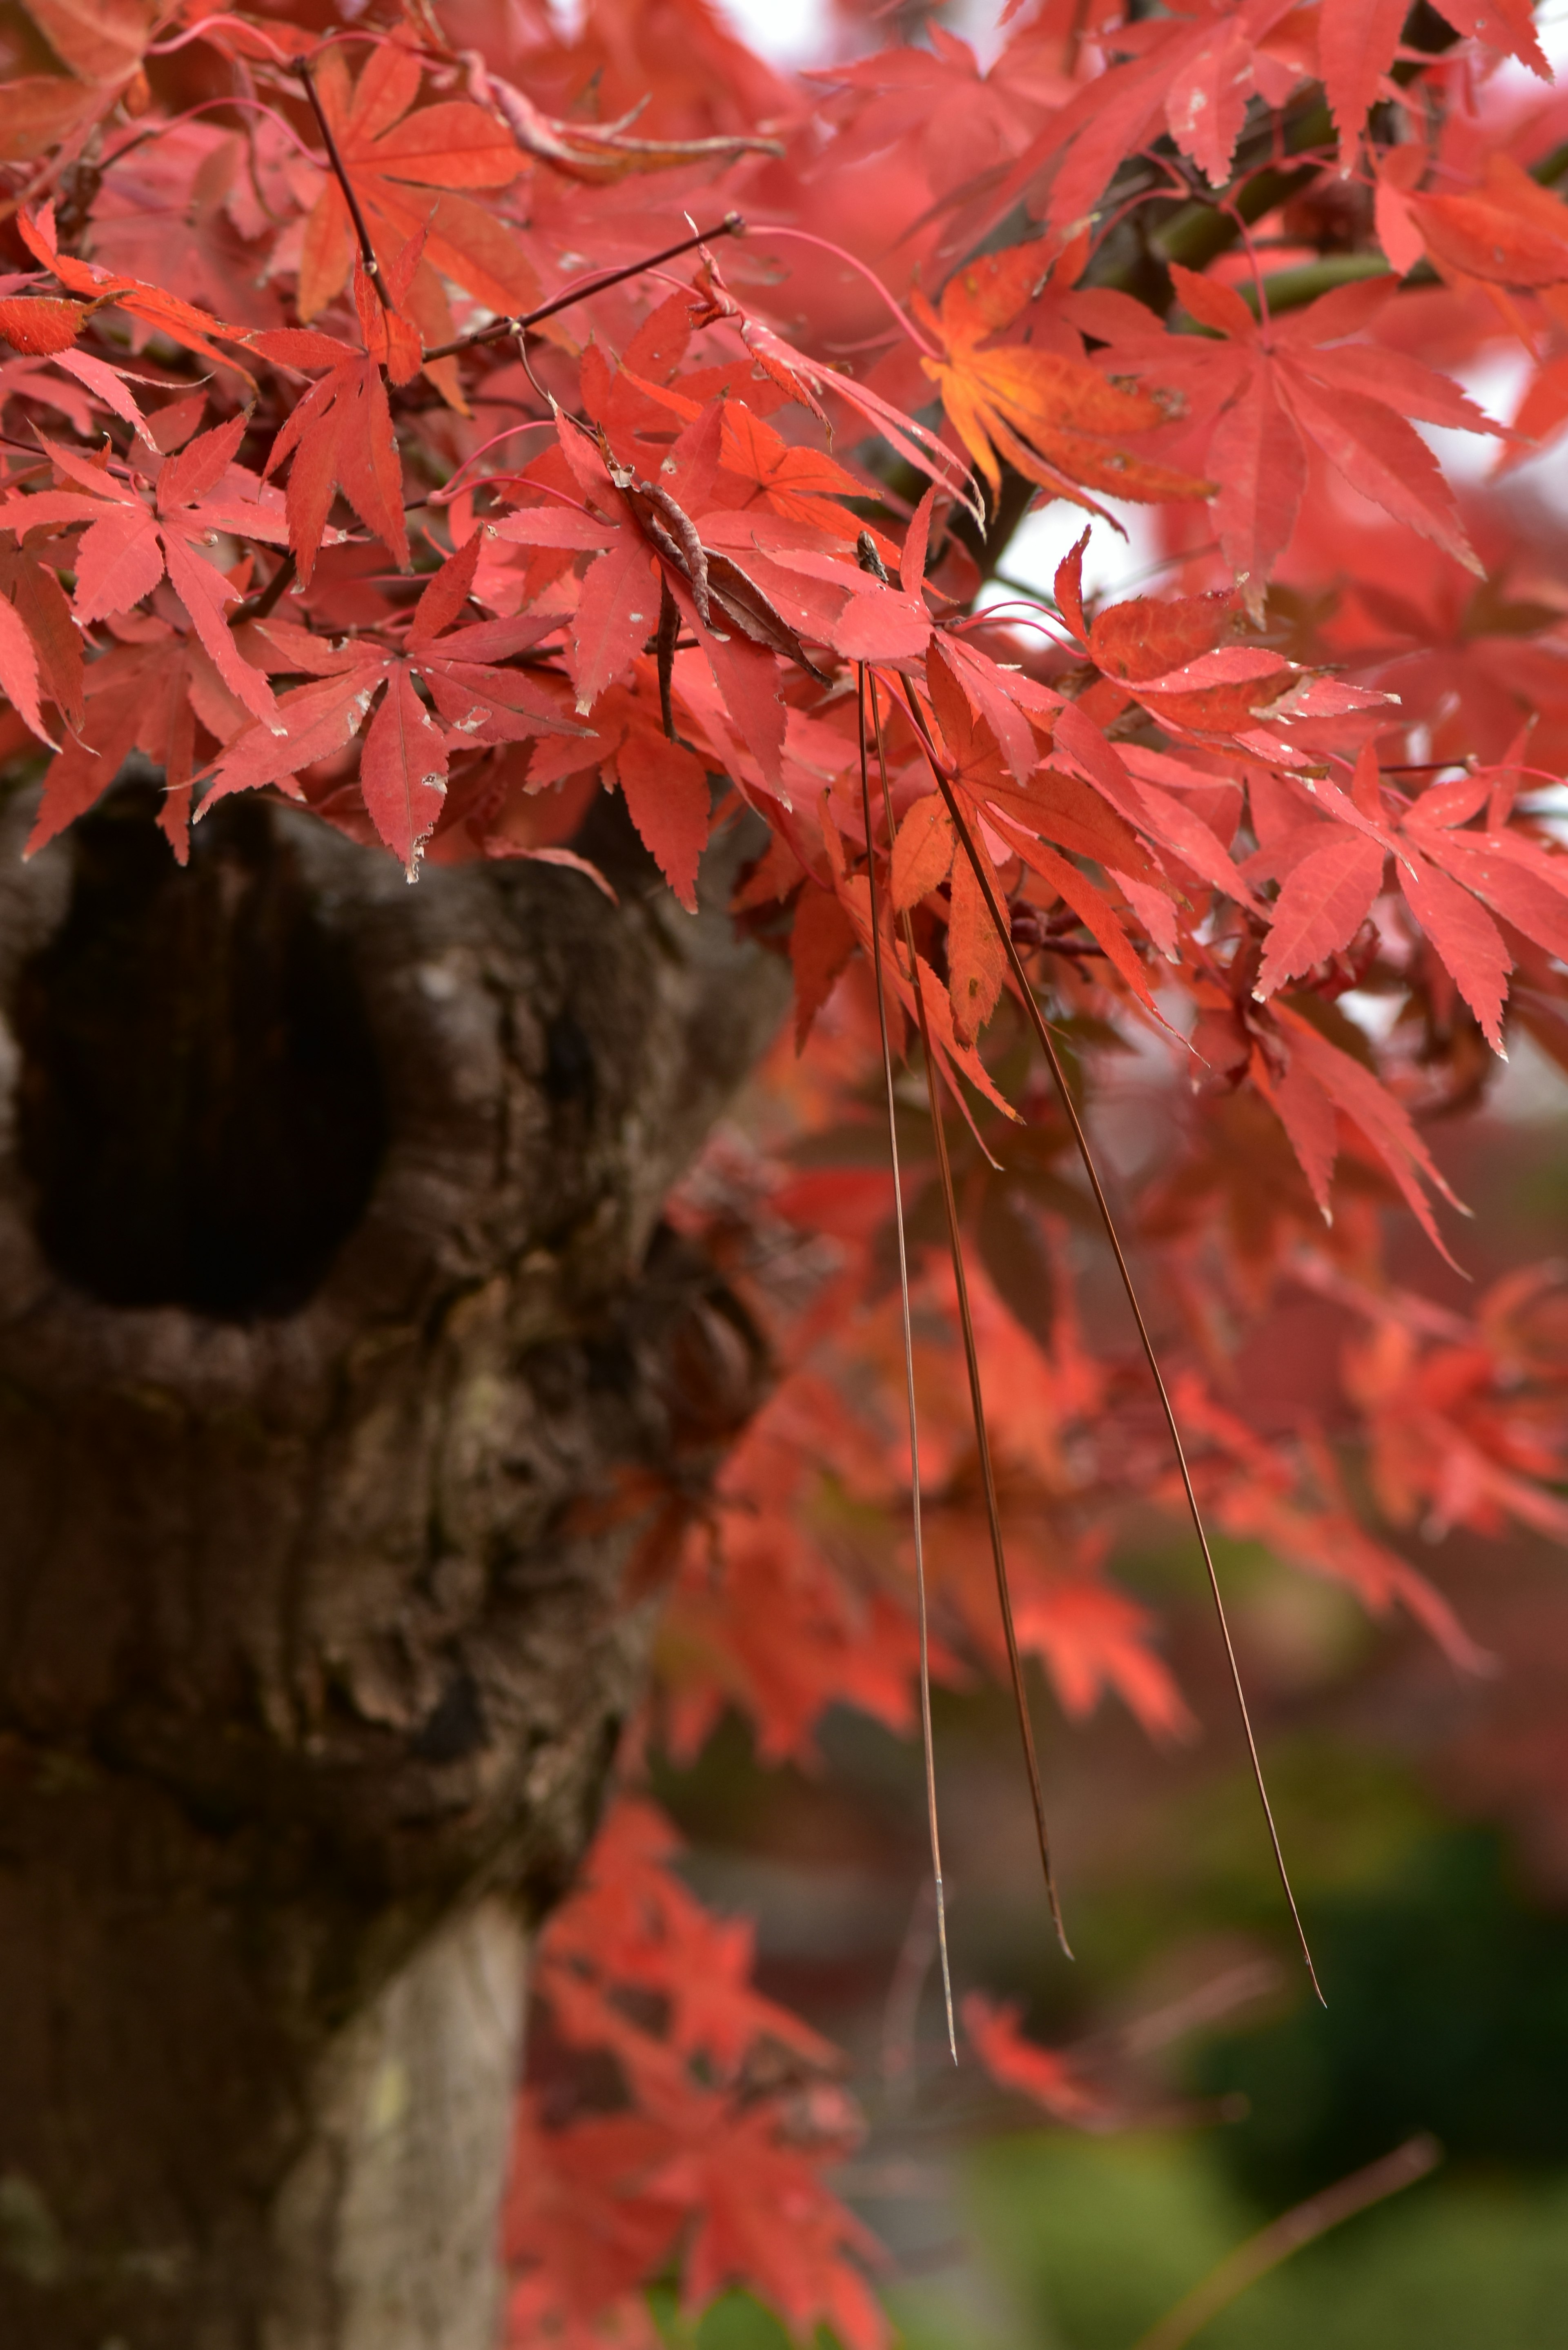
294;57;389;310
420;214;746;362
229;549;297;627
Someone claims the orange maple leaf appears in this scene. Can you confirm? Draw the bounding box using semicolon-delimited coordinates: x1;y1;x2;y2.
911;240;1213;515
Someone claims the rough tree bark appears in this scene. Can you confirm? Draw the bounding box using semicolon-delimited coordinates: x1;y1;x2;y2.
0;778;788;2350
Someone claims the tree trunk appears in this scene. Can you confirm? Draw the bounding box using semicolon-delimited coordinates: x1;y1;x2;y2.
0;780;787;2349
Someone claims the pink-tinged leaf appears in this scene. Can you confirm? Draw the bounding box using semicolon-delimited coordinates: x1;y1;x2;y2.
829;588;931;662
1255;833;1385;998
276;358;408;586
1051;698;1143;820
616;728;711;911
247;327;359;372
160;778;193;864
151;657;199;865
182;647;250;751
33;430;141;503
1402;773;1491;832
988;815;1157;1007
0;593;55;746
1167;262;1257;342
236;617;363;677
26;665;144;857
1165;26;1253;187
1133;646;1291;695
203;668;385;811
1116;868;1180;960
359;660;449;878
429;615;562;664
1261;675;1396;724
571;538;657;713
1399;844;1512;1052
1424;832;1568;963
492;506;620;550
1321;0;1408;165
1274;1004;1466;1264
1293;342;1503;438
1375;174;1426;276
157;411;249;515
1039;49;1177;235
901;487;936;596
148;394;209;455
336;361;409;573
161;531;278;728
1207;368;1306;616
1266;1050;1339;1218
1430;0;1548;76
688;597;788;791
51;347;155;445
1127;777;1258;906
72;502;164;622
421;660;583;744
408;530;483;646
739;304;979;517
1278;366;1482;573
943;636;1051;791
1285;767;1403;863
2;551;82;728
0;490;112;533
1054;528;1091;644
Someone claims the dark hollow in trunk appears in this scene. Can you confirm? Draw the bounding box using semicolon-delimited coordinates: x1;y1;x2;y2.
16;789;389;1318
0;782;787;2349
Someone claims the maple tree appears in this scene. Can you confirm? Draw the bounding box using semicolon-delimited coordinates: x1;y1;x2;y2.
4;0;1568;2343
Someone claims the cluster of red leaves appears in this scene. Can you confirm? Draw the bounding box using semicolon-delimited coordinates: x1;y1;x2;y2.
656;1105;1200;1759
509;1796;1109;2344
505;1798;887;2349
10;0;1568;2337
651;984;1568;1769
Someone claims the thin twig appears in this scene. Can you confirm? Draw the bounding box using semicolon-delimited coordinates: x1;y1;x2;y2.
889;667;1324;2007
294;58;389;309
0;130;91;229
897;896;1071;1959
857;661;956;2065
420;215;746;362
229;548;296;626
655;575;680;742
1132;2136;1441;2350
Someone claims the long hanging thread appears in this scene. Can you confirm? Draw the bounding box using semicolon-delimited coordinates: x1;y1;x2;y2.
890;668;1323;2006
856;663;958;2060
864;673;1071;1955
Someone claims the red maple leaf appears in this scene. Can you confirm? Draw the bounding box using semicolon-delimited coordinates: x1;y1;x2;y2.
205;535;581;874
295;37;535;342
1063;269;1499;616
5;417;280;725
